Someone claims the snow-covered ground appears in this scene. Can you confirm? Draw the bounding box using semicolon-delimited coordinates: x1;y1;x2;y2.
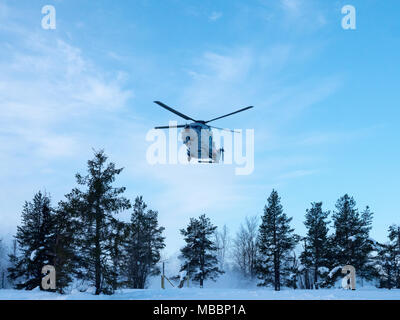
1;287;400;300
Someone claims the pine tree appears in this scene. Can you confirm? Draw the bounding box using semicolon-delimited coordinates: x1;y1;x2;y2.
256;190;297;291
8;191;56;290
180;214;223;288
53;195;84;293
7;240;17;289
125;196;165;289
375;225;400;289
72;150;131;295
388;225;400;288
331;195;374;284
108;219;129;291
358;206;375;282
300;202;331;289
375;242;396;289
285;250;301;289
0;238;6;289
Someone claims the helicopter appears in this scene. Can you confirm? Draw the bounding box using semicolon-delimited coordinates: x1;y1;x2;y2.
153;101;253;163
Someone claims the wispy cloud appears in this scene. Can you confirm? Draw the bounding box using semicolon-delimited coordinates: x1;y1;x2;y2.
180;48;254;115
0;33;133;162
0;13;138;239
297;126;380;147
209;11;222;21
0;0;8;18
254;0;327;30
280;0;302;15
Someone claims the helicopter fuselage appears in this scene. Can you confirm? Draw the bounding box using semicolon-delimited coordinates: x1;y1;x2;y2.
181;123;221;163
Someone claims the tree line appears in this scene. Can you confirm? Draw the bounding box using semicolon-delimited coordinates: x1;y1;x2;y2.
0;151;399;293
230;190;400;290
3;150;165;294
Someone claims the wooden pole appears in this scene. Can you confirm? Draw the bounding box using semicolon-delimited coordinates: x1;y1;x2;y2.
187;262;190;288
165;276;175;287
161;262;165;289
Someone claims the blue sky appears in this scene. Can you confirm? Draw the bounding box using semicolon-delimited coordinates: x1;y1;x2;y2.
0;0;399;254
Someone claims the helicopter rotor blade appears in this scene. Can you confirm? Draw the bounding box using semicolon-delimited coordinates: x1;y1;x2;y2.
209;126;240;134
205;106;254;124
155;125;186;129
154;101;196;122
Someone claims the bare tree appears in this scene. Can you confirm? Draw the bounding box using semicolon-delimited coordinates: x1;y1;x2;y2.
215;225;230;271
232;216;259;279
0;238;9;289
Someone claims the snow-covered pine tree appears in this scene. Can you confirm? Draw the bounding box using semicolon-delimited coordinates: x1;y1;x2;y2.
256;190;297;291
7;191;56;290
125;196;165;289
0;238;6;288
388;225;400;288
285;250;301;289
108;219;129;291
180;214;223;288
330;195;374;285
300;202;331;289
375;242;397;289
53;196;85;293
358;206;375;282
7;240;17;289
375;225;400;289
72;150;131;295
